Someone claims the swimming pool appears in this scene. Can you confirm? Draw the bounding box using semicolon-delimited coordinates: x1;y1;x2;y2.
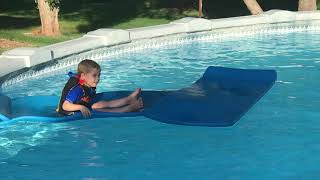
1;29;320;179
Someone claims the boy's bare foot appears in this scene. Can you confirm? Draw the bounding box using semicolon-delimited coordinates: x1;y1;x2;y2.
128;97;144;112
128;88;141;101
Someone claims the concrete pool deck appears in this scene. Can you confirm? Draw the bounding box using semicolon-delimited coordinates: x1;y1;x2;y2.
1;10;320;83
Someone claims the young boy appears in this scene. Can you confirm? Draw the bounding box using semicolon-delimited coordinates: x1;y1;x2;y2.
57;59;143;118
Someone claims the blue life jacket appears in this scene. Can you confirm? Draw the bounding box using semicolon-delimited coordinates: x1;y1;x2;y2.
56;72;96;115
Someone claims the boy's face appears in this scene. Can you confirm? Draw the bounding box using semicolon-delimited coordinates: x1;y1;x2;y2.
82;68;101;88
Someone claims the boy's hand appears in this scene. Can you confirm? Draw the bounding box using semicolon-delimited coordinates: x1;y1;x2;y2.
79;106;91;118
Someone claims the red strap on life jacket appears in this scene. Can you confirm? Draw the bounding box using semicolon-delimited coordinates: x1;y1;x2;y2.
74;74;86;85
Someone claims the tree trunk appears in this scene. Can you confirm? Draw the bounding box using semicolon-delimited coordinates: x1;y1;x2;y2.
198;0;203;18
37;0;60;36
243;0;263;15
298;0;317;11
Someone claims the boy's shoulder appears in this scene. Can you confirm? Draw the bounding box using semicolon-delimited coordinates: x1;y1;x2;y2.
66;76;79;84
63;76;79;90
66;84;83;101
69;84;82;92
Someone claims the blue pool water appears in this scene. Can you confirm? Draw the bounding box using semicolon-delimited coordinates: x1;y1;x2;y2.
1;31;320;179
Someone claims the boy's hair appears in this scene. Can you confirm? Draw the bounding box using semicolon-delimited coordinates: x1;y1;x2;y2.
77;59;101;74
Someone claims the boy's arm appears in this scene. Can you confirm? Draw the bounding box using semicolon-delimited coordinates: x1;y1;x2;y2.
63;101;91;118
62;85;91;117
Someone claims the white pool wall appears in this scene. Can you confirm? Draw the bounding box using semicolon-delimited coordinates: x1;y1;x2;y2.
1;10;320;79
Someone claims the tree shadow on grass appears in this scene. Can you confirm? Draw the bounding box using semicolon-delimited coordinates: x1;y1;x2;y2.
204;0;250;18
260;0;299;11
72;0;146;32
204;0;299;19
0;16;39;30
61;0;197;33
0;0;148;33
0;0;302;34
73;0;300;32
0;0;39;30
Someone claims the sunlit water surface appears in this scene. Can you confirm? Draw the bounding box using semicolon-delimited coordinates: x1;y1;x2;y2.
1;31;320;179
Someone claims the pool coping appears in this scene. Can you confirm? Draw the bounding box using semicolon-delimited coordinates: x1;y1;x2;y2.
1;10;320;82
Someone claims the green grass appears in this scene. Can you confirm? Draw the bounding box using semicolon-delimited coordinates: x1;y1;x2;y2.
0;1;198;54
1;0;319;54
111;9;198;29
0;13;85;53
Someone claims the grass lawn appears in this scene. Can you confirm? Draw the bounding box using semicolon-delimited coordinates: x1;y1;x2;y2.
0;1;198;54
1;0;319;54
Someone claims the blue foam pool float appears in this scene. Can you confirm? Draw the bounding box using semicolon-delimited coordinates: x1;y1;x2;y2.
0;66;277;126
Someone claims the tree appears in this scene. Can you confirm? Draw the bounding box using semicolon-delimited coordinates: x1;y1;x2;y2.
243;0;263;15
298;0;317;11
36;0;60;36
198;0;203;17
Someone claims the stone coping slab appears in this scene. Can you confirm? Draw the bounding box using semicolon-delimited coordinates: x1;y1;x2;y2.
2;47;52;67
0;56;26;77
128;23;186;40
41;36;104;59
211;14;269;29
1;10;320;81
171;17;212;32
84;29;130;46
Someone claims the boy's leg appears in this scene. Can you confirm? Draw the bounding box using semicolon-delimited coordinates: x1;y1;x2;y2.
94;97;143;113
92;88;141;109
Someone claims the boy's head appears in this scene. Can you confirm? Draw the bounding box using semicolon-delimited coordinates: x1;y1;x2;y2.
78;59;101;88
78;59;101;74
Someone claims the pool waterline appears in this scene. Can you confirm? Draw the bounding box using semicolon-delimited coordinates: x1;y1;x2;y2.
2;20;320;89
